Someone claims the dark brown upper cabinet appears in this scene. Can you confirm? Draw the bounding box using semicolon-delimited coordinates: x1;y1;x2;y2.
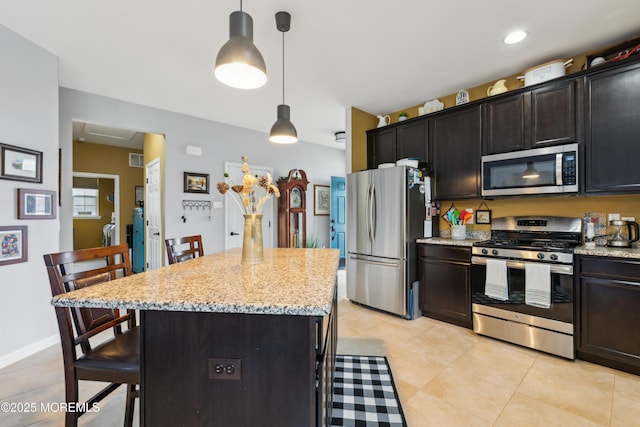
396;118;428;161
367;117;428;169
431;104;482;200
584;60;640;193
367;126;396;167
482;80;578;155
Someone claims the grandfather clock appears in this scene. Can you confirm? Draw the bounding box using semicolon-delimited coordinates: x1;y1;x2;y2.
277;169;309;248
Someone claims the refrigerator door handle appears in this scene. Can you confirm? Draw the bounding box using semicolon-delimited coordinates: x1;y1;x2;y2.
348;255;399;268
367;183;374;242
371;184;377;241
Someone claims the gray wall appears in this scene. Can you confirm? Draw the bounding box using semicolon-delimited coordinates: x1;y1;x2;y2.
59;88;346;254
0;25;60;365
0;23;345;366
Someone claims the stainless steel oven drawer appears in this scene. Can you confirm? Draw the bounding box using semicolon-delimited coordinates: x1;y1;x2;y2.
473;305;574;359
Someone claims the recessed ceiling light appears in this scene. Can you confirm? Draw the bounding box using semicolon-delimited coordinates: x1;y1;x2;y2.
504;30;527;45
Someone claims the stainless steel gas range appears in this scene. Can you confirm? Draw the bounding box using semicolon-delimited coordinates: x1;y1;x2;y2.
471;216;582;359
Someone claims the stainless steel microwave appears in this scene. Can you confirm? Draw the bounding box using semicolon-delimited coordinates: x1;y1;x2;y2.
481;143;579;196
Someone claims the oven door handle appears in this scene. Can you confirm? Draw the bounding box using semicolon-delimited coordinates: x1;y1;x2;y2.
471;257;573;275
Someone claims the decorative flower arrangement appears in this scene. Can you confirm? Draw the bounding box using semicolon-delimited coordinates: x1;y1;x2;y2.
216;156;280;214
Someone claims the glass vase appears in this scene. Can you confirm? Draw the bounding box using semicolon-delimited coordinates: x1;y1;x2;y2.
242;214;263;264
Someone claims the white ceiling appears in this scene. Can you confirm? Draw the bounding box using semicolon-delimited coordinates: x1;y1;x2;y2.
72;121;144;149
2;1;640;150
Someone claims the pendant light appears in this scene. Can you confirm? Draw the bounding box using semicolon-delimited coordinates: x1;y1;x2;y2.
269;11;297;144
215;1;267;89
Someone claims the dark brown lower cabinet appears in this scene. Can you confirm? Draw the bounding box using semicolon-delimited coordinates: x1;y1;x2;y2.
140;292;337;426
418;244;472;329
576;256;640;375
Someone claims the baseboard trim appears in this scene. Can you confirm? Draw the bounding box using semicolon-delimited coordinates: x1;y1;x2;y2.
0;335;59;370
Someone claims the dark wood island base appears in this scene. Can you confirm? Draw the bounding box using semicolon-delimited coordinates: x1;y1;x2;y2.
141;295;337;426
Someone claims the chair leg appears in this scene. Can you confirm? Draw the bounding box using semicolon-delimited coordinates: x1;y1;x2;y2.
124;383;137;427
64;378;79;427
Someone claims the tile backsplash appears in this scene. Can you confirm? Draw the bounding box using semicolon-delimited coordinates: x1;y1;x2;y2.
437;194;640;234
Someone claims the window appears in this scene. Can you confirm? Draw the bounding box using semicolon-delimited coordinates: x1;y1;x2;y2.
73;188;99;217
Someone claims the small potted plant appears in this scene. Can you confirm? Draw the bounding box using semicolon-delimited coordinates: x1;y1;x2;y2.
398;112;408;121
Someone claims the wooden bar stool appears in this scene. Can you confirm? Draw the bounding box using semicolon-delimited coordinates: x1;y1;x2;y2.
43;244;139;427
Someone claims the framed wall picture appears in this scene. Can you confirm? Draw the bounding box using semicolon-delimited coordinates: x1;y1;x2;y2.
183;172;209;194
476;210;492;225
314;185;330;216
17;188;57;219
0;143;43;183
0;225;28;266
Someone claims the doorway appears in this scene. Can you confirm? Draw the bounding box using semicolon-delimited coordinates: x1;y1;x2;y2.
145;157;162;270
70;121;163;270
72;172;120;250
330;176;346;268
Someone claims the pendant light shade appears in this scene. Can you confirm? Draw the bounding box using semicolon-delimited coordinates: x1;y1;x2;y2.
270;104;297;144
215;10;267;89
269;11;297;144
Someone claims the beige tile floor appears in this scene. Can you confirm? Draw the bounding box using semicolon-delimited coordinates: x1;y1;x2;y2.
1;271;639;426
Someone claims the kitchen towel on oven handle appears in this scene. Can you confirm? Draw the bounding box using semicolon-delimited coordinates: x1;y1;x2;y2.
525;262;551;308
485;259;509;301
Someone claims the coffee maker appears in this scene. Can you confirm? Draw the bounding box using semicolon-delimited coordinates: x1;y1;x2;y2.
607;220;640;247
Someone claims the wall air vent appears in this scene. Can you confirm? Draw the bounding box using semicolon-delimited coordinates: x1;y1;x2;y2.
129;153;144;168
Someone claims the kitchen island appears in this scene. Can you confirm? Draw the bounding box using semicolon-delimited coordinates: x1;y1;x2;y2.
52;247;340;427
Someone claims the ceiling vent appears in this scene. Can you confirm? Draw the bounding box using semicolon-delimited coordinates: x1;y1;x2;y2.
129;153;144;168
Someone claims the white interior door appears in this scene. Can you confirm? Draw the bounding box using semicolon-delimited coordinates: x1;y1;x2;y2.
145;157;162;269
224;162;274;249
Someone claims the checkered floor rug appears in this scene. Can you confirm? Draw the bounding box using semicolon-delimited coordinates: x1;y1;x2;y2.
331;355;407;427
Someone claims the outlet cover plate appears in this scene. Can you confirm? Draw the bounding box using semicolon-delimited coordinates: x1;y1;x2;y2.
208;358;242;380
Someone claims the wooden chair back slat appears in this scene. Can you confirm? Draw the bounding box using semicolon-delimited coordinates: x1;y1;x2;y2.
44;244;135;351
165;235;204;265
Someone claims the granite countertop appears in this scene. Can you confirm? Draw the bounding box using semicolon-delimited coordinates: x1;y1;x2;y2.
52;248;340;316
574;245;640;259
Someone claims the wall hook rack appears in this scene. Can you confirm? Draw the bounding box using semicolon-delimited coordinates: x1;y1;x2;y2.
182;200;212;210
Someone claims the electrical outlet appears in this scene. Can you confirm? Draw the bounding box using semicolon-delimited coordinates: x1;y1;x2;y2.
622;216;636;222
608;213;620;221
208;358;242;380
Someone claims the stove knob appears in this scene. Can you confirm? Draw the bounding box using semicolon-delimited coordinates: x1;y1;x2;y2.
537;253;545;260
550;254;558;261
492;249;499;256
481;248;488;255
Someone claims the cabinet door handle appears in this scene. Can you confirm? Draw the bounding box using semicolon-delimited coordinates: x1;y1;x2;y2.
230;232;240;236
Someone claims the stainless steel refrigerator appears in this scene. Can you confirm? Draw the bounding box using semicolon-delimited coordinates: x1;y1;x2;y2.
347;166;432;319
